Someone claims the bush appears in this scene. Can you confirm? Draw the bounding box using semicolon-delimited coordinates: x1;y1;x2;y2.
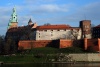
34;53;45;58
59;47;84;53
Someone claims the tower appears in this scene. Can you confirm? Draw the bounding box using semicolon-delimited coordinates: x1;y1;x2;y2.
8;7;18;29
79;20;91;39
28;18;33;25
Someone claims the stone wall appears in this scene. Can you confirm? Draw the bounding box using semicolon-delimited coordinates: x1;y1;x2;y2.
69;53;100;62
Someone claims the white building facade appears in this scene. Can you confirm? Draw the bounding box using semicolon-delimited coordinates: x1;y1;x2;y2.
31;25;82;40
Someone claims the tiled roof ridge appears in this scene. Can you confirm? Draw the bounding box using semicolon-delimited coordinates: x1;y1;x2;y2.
36;24;72;30
94;24;100;28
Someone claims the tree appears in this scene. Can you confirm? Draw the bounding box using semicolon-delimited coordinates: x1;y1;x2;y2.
4;36;17;54
70;29;82;47
91;24;95;38
4;37;12;54
0;35;5;54
66;29;79;40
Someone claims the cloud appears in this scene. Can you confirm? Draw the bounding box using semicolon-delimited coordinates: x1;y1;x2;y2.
40;4;68;12
18;15;36;26
0;27;7;35
1;1;100;35
30;4;68;13
35;2;100;26
0;7;12;15
24;0;56;4
80;2;100;20
56;2;100;23
23;0;70;14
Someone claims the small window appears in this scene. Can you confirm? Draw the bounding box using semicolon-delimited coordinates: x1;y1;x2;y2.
58;29;60;31
51;34;53;36
44;30;47;32
51;30;53;31
39;36;40;38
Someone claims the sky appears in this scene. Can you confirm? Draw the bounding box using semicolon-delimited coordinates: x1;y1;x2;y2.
0;0;100;35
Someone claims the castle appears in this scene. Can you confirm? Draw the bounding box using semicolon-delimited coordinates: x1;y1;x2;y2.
5;7;100;52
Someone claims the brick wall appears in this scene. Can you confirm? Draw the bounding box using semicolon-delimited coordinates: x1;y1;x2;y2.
18;38;100;52
18;40;52;49
84;38;100;51
18;39;74;50
59;39;73;48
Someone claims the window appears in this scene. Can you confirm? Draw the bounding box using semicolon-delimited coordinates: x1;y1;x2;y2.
86;29;88;31
44;30;47;32
51;30;53;31
87;26;89;28
84;25;86;28
39;36;40;38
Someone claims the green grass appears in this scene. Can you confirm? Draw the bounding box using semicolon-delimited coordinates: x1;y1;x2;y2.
30;47;59;54
20;47;85;54
0;55;34;63
0;47;88;63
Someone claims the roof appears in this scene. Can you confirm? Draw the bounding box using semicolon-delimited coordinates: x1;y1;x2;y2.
28;18;32;23
95;24;100;28
7;24;34;32
36;24;72;30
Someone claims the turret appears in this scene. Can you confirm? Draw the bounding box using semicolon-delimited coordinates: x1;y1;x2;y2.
28;18;33;25
79;20;91;39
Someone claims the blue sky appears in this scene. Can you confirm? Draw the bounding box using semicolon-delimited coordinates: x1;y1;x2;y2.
0;0;100;35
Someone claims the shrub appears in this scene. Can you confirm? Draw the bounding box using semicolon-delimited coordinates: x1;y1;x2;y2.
59;47;84;53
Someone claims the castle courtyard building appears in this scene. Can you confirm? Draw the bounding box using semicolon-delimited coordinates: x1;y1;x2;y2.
92;25;100;38
31;25;82;40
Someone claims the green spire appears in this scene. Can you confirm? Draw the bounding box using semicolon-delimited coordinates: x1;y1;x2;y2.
11;7;18;22
7;7;18;29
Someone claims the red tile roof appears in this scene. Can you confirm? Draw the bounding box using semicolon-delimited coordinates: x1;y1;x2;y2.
36;24;71;30
95;24;100;28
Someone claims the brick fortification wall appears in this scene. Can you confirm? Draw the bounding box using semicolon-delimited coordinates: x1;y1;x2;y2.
18;39;75;50
84;38;100;51
59;39;73;48
18;38;100;52
18;40;59;49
